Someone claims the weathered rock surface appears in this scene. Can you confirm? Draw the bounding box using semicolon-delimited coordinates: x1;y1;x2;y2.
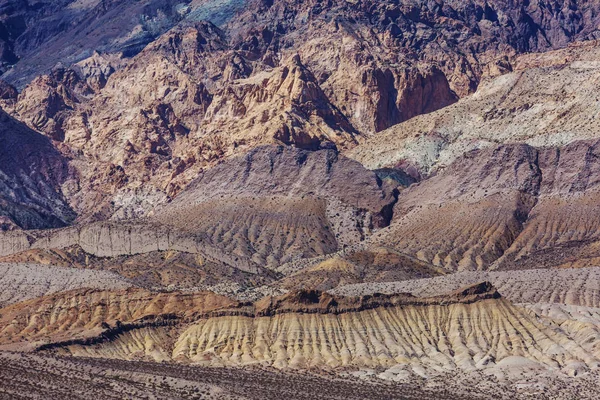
329;139;600;274
349;41;600;174
0;108;74;229
153;145;397;267
3;2;600;396
365;144;540;271
278;247;440;291
333;267;600;309
0;0;247;87
0;145;396;275
0;288;237;350
0;246;278;292
5;1;600;221
4;284;594;379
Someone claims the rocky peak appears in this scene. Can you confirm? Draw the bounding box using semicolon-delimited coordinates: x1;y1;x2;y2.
12;67;92;141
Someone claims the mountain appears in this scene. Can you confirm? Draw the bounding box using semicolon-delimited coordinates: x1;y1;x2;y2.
2;0;600;222
3;1;600;399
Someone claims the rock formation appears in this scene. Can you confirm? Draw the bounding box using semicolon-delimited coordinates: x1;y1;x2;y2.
0;282;594;383
2;1;600;398
0;108;74;229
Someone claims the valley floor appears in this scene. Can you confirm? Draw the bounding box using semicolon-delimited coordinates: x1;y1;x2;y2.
0;352;479;400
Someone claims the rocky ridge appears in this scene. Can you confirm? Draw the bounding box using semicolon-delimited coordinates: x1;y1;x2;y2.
5;1;600;221
0;282;592;382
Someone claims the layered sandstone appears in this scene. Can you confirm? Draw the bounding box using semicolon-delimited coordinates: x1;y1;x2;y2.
7;284;591;378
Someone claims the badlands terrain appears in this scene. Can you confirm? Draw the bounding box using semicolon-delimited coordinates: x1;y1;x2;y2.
3;0;600;399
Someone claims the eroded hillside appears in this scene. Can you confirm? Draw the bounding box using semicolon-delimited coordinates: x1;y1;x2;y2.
2;1;600;399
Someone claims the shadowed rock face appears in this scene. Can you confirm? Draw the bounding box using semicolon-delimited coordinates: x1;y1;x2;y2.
0;108;74;229
0;0;248;87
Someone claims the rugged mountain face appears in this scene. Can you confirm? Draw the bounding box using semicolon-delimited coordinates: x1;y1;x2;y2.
349;40;600;174
4;0;600;222
0;0;247;86
0;145;396;280
4;1;600;398
0;107;74;229
356;139;600;273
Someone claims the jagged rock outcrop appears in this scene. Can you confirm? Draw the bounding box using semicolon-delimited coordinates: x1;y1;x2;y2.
10;68;93;141
0;0;246;87
4;1;599;221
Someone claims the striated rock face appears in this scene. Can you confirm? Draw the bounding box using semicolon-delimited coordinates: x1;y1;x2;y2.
169;297;590;371
0;145;396;274
0;246;277;291
4;2;600;394
352;139;600;273
3;283;595;378
0;284;498;351
158;145;395;225
334;267;600;309
278;247;441;291
0;288;238;349
151;145;396;267
494;140;600;270
366;144;541;271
